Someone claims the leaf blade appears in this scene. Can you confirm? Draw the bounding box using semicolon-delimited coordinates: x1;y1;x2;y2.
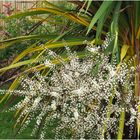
87;1;113;35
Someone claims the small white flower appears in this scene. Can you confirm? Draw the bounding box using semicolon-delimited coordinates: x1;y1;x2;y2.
51;100;56;110
110;70;116;77
63;73;74;84
73;109;79;120
36;119;41;125
71;86;86;95
130;108;136;116
44;59;54;67
107;65;116;77
87;46;98;53
75;71;80;77
116;91;120;97
50;92;59;98
32;97;42;108
130;66;135;71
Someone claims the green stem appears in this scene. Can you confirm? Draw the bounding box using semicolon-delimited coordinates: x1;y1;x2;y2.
101;88;115;139
117;109;125;140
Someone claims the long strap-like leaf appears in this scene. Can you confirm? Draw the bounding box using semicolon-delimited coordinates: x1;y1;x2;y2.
87;1;113;35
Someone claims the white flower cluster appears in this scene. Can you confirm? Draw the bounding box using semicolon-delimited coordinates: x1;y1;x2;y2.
2;40;138;139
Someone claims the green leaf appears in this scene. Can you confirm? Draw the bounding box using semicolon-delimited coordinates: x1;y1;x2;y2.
0;38;91;72
0;34;58;49
87;1;113;35
135;1;140;34
96;3;114;40
42;1;63;11
110;2;121;63
0;35;58;44
6;7;91;28
0;59;34;72
85;0;92;14
111;2;121;34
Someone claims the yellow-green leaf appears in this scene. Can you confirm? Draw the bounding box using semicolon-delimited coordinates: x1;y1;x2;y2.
11;38;90;64
117;110;125;140
0;77;21;103
120;44;129;61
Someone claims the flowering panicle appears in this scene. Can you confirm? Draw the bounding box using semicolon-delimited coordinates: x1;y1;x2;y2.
1;36;138;139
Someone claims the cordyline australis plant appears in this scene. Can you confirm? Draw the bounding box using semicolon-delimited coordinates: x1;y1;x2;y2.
0;36;139;139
